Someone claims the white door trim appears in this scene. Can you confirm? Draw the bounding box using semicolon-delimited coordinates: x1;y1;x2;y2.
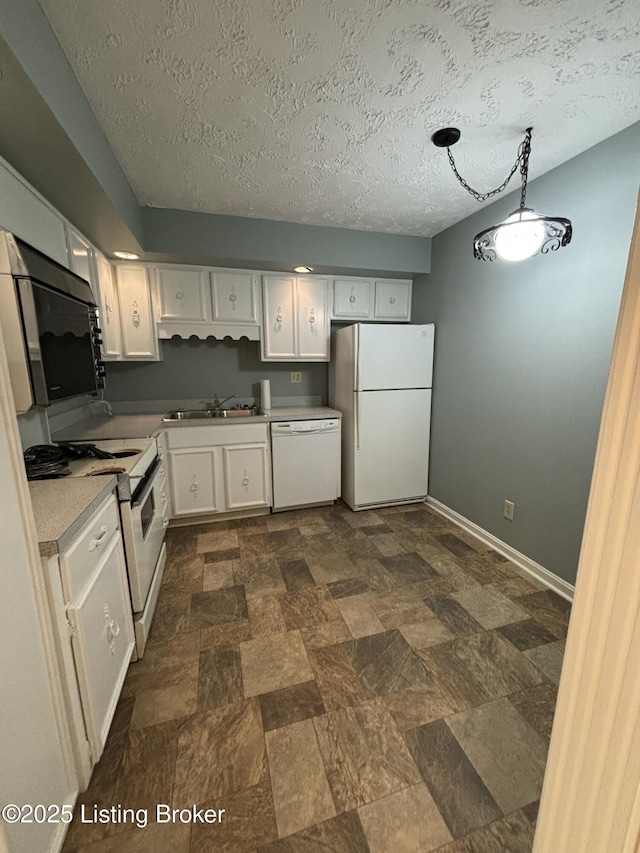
534;193;640;852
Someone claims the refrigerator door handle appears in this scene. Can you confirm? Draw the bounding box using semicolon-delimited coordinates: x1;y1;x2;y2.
355;324;361;392
355;392;360;450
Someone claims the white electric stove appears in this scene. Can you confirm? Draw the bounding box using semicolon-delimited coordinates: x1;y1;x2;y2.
61;437;158;499
60;436;168;658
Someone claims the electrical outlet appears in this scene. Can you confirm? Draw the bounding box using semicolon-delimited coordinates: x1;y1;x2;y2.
290;371;302;383
503;500;515;521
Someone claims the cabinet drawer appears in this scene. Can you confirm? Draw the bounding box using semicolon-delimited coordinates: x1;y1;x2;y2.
167;423;268;449
60;494;120;602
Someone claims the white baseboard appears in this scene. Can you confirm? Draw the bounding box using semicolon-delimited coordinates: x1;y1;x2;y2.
426;496;575;603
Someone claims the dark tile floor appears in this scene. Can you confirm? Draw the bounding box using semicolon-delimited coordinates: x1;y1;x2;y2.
62;502;571;852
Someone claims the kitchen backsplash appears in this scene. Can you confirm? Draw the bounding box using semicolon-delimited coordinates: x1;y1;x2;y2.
103;337;329;404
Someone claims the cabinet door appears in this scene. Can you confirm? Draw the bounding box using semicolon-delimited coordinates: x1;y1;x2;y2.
212;271;257;323
66;227;95;288
374;280;412;320
95;253;122;359
67;532;135;759
169;448;220;516
155;266;210;323
262;275;297;359
115;265;160;360
223;444;270;510
332;278;372;319
0;158;68;264
297;277;330;360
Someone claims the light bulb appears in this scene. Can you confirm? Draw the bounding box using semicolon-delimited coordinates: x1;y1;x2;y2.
494;210;545;262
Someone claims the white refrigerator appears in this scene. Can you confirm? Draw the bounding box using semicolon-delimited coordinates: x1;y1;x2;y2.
329;323;434;511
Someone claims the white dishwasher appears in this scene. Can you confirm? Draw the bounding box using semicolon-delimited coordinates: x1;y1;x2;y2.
271;419;341;511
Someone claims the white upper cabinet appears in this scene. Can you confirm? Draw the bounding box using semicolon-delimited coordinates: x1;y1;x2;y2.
373;279;412;321
67;227;125;361
262;275;329;361
66;226;94;286
154;266;260;340
115;265;160;360
155;266;210;323
262;275;297;359
211;271;258;324
0;155;68;265
94;253;123;360
296;277;330;359
332;278;373;320
329;276;412;322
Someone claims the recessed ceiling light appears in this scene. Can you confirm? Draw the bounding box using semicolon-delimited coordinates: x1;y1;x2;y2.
294;265;313;273
113;250;140;260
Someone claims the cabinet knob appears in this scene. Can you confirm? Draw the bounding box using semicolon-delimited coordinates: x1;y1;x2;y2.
229;285;237;309
242;469;250;491
276;306;284;331
190;475;199;493
389;297;396;305
131;299;141;327
309;307;316;327
175;290;184;301
349;288;356;304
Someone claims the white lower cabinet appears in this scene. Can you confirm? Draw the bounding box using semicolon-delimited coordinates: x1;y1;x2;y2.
170;448;220;516
167;424;271;518
223;443;270;510
44;492;135;789
67;532;134;759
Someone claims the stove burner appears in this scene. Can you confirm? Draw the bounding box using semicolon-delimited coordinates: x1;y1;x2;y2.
24;445;70;480
87;468;126;475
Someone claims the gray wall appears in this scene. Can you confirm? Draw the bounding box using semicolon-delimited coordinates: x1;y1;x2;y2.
104;338;328;404
141;207;431;276
412;121;640;585
0;0;143;244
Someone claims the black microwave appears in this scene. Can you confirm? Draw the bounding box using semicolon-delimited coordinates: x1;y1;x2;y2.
0;233;105;411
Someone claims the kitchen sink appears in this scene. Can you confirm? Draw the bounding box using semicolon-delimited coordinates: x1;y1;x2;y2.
163;406;263;421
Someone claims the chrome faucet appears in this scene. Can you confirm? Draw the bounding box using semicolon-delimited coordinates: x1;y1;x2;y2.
212;394;237;410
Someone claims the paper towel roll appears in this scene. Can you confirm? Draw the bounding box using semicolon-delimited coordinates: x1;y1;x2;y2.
261;379;271;410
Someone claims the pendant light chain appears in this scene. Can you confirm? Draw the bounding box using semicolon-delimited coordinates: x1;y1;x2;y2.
446;127;533;205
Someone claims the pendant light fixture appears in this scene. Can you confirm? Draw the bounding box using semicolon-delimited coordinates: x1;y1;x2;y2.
432;126;572;262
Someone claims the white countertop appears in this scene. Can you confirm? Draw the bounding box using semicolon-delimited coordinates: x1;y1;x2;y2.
265;406;342;421
52;406;342;442
52;414;165;442
30;476;118;557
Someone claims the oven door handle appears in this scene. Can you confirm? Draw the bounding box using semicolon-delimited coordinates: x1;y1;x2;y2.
131;456;162;507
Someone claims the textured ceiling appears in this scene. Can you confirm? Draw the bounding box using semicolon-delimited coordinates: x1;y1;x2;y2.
40;0;640;237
